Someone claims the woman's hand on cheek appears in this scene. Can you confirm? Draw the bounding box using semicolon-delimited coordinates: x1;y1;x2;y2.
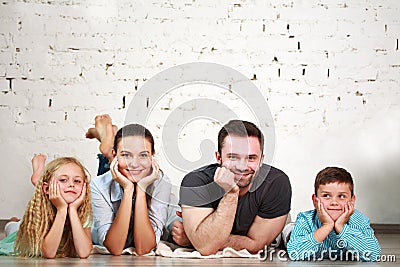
49;179;68;211
137;160;159;192
110;157;134;190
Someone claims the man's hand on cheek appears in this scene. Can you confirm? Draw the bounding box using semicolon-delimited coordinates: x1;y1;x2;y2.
214;167;239;193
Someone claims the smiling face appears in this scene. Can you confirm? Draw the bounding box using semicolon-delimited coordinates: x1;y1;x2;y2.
114;135;153;183
216;135;264;189
51;163;85;204
313;182;356;221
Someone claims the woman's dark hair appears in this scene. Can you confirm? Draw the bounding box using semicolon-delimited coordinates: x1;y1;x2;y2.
113;124;155;154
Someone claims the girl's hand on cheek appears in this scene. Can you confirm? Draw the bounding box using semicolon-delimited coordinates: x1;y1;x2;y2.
69;182;86;211
49;179;68;211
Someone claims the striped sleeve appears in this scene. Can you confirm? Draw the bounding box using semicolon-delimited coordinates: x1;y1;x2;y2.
287;211;323;260
338;210;381;262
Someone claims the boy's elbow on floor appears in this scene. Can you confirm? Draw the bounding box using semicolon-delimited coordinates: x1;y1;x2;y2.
362;251;381;262
288;254;298;261
287;249;303;261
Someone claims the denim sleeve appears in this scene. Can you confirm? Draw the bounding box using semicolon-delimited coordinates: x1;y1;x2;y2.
148;173;171;244
90;181;114;246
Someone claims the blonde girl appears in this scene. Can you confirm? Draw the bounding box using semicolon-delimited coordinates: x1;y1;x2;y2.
15;157;92;258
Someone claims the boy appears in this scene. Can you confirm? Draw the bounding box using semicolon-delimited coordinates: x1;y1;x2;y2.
287;167;380;261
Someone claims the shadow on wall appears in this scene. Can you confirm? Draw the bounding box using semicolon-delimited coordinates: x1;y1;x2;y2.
356;157;400;224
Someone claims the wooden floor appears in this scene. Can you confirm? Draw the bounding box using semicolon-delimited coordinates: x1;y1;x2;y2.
0;233;398;266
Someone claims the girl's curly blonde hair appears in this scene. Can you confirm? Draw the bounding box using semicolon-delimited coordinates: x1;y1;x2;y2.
14;157;92;258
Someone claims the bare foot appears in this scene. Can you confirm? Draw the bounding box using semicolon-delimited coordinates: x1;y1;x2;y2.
94;114;117;162
85;127;100;140
85;125;118;142
9;217;19;222
31;154;46;186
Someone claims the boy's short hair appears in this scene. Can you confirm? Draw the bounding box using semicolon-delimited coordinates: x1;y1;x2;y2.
314;167;354;196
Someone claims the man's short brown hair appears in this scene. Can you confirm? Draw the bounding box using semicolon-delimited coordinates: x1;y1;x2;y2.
217;120;264;155
314;167;354;196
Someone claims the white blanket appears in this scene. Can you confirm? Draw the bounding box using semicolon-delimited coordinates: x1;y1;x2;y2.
155;241;259;259
91;245;155;256
92;241;260;259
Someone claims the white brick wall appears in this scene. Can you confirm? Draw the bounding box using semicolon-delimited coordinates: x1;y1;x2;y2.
0;0;399;223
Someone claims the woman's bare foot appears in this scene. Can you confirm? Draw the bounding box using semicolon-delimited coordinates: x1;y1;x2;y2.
85;125;118;141
31;154;46;186
86;114;118;162
85;127;99;140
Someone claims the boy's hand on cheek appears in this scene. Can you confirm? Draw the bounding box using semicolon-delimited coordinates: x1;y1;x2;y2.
334;201;354;233
316;198;334;227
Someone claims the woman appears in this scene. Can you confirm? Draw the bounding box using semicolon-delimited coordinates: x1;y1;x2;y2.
90;122;171;255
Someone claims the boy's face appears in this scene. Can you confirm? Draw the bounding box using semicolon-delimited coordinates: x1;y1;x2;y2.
313;182;356;222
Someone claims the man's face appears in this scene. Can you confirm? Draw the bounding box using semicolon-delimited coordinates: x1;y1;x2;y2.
313;182;355;221
216;135;264;189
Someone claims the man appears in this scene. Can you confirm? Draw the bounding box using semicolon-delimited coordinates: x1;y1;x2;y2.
179;120;292;255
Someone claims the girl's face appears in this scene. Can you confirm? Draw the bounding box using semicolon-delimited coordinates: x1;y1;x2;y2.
115;136;153;183
51;163;85;204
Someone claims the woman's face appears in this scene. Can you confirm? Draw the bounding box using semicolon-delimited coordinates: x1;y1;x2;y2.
115;136;153;183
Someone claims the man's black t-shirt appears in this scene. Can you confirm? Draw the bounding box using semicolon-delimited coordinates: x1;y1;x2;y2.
179;163;292;235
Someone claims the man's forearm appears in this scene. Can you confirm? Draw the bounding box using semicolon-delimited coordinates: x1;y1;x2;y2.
222;214;288;254
222;234;271;254
222;234;257;253
189;190;239;255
